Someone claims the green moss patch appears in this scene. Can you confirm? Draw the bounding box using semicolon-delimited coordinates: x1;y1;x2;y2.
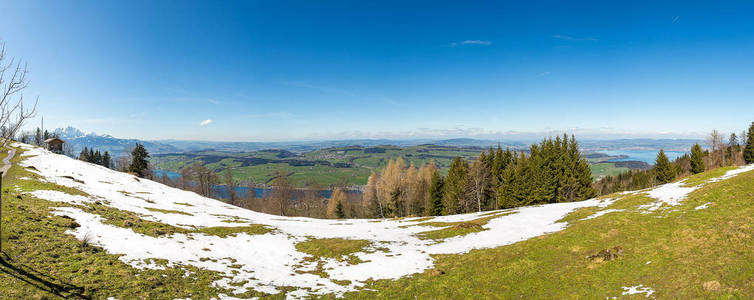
414;212;516;240
144;207;193;216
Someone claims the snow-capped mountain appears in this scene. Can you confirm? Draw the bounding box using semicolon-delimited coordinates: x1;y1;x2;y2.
52;126;180;156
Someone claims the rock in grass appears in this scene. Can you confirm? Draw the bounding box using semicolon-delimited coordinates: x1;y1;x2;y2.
703;281;721;291
587;246;624;262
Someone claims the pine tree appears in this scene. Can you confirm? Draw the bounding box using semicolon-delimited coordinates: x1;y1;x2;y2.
93;150;102;165
571;135;597;200
690;143;705;174
442;156;468;215
128;143;151;178
497;155;518;209
102;151;112;168
425;171;444;216
79;147;89;161
492;145;505;179
745;122;754;164
654;149;675;184
729;133;739;150
335;200;345;218
34;128;43;146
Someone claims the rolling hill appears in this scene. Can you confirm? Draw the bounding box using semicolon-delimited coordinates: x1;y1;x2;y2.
2;142;753;298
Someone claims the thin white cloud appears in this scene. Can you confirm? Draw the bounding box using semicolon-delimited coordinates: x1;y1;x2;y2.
672;16;679;24
199;119;213;127
450;40;492;47
538;71;552;77
550;35;598;41
461;40;492;46
207;99;220;105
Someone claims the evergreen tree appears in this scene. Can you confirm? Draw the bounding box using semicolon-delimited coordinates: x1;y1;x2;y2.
690;143;705;174
497;154;518;208
491;145;505;179
102;151;112;168
654;149;675;184
425;171;444;216
34;128;43;146
79;147;89;161
128;143;151;177
335;200;345;218
745;123;754;164
729;133;739;149
93;150;102;165
442;156;468;215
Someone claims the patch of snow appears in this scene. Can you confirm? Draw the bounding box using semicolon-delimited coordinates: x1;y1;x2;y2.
639;164;754;213
596;198;617;208
646;261;651;265
695;203;711;210
643;180;699;210
708;164;754;183
622;285;655;298
29;190;94;205
582;209;624;220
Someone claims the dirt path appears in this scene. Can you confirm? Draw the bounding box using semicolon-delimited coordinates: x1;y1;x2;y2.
1;147;16;177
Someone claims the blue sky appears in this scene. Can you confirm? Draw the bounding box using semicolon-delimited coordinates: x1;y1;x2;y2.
1;1;752;141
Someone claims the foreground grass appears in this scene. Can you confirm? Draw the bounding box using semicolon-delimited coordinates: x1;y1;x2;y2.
338;169;754;299
295;238;371;260
0;147;281;299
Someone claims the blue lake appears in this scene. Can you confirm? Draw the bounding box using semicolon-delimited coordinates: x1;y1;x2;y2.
600;150;687;164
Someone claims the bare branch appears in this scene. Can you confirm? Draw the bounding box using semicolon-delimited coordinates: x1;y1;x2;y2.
0;41;38;150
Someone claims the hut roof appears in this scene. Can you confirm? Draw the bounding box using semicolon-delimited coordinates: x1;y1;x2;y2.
44;138;65;144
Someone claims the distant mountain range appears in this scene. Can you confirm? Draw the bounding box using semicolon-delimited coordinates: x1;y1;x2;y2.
54;127;181;155
51;126;702;157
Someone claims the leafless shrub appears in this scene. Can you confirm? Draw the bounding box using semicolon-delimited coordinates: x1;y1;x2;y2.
0;41;38;149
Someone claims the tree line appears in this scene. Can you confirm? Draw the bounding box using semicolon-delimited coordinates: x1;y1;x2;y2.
78;147;113;168
361;134;596;218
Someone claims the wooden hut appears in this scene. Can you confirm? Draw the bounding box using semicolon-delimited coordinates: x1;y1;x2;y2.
44;138;65;154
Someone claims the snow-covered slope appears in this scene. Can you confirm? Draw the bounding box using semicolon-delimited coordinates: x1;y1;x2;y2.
14;143;754;299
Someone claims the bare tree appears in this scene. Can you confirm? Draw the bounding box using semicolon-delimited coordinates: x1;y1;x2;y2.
465;159;491;213
0;41;38;149
189;162;219;197
223;167;238;205
269;173;293;216
706;130;725;167
116;145;134;172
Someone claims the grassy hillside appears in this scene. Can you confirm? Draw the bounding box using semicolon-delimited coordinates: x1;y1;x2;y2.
341;167;754;299
2;143;754;299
